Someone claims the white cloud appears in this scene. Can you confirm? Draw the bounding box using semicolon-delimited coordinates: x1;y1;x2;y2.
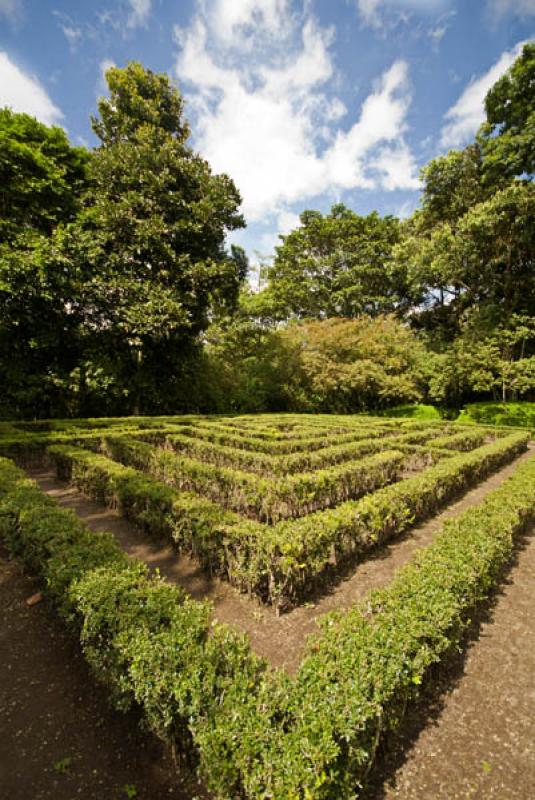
210;0;290;45
174;2;419;223
0;52;63;125
356;0;451;29
440;41;525;148
370;142;421;190
60;24;82;50
0;0;22;22
277;210;301;233
98;58;116;95
127;0;151;28
487;0;535;18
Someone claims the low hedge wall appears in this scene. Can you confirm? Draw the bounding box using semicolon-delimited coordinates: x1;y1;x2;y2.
49;431;529;611
163;428;450;476
207;446;535;799
0;457;264;768
3;442;535;799
98;437;405;523
169;424;412;455
429;428;487;451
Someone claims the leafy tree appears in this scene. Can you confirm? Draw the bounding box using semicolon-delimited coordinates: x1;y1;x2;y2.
429;315;535;405
0;108;88;243
419;144;487;229
0;110;89;417
479;42;535;183
278;316;428;412
60;62;246;413
257;204;407;321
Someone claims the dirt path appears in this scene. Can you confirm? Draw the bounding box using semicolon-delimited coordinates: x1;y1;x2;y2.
0;547;207;800
365;519;535;800
28;445;535;672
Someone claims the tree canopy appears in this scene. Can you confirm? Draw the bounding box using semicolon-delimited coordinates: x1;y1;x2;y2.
1;43;534;419
257;204;407;321
479;41;535;183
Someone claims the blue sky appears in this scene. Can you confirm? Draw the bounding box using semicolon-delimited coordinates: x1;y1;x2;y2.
0;0;534;271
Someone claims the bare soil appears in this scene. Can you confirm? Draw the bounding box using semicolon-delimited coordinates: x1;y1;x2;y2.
365;518;535;800
0;547;208;800
3;447;533;799
29;446;535;673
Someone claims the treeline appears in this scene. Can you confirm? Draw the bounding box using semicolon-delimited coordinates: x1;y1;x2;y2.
1;45;534;419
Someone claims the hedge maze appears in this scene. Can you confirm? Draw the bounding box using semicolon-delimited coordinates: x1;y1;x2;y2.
1;413;534;798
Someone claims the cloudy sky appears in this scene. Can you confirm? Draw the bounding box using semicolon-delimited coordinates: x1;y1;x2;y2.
1;0;533;266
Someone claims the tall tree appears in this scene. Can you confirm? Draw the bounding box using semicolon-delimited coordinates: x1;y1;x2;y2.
479;41;535;183
0;110;89;418
257;204;407;321
62;62;246;413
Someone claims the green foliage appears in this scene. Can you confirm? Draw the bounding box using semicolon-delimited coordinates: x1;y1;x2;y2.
89;434;405;523
458;402;535;432
0;455;264;766
278;316;429;412
0;108;88;244
479;42;535;183
58;62;245;415
46;423;527;611
428;315;535;406
0;111;90;419
258;204;407;320
2;414;535;800
2;45;535;419
374;403;442;420
0;64;246;419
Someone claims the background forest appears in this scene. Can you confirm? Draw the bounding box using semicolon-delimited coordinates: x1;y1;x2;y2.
1;43;534;419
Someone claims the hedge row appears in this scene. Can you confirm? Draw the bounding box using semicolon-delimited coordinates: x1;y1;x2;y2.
49;431;528;611
0;456;264;774
169;424;412;455
429;428;487;451
195;419;354;441
0;425;183;467
162;429;433;476
206;445;535;799
251;430;529;608
4;442;535;799
99;437;405;523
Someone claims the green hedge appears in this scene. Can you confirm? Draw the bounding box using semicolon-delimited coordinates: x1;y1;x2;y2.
428;428;487;451
0;456;264;767
2;444;535;799
163;428;454;476
457;402;535;433
100;437;405;523
49;431;528;611
205;446;535;799
238;430;529;609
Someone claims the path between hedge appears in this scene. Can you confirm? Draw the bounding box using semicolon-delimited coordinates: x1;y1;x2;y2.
28;444;535;674
0;546;208;800
366;515;535;800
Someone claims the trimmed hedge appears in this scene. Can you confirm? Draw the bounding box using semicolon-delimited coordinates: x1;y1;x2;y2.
204;446;535;799
4;441;535;799
231;430;529;609
429;428;487;451
162;428;454;476
98;437;405;523
49;431;529;611
0;456;264;767
167;424;432;455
